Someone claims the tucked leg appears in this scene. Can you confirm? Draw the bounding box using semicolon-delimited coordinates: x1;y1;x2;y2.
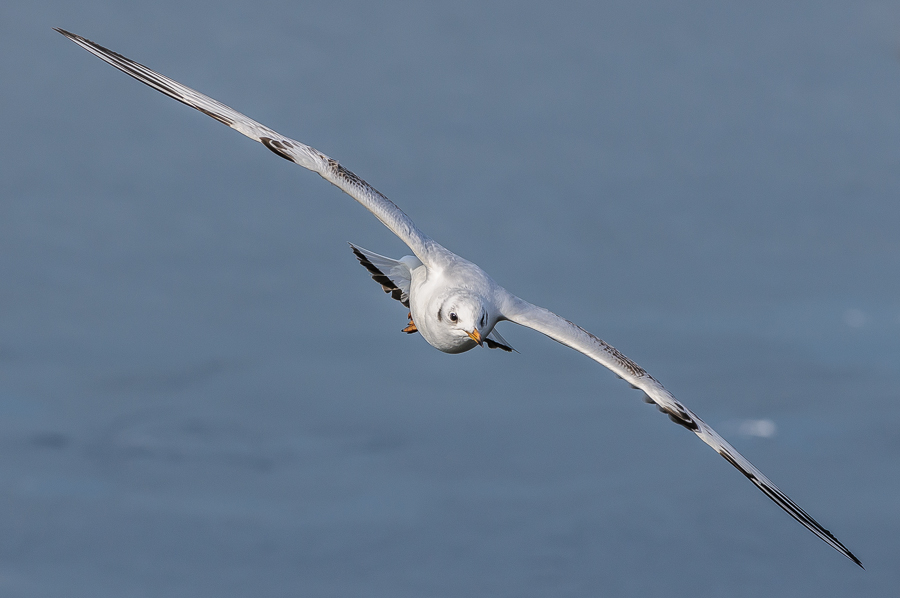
402;311;418;334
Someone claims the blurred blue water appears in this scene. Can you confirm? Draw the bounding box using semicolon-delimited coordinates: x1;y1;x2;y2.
1;1;898;596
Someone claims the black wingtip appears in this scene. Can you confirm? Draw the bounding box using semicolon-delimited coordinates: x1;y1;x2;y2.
484;338;516;353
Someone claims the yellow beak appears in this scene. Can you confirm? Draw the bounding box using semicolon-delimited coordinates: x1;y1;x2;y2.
467;328;483;347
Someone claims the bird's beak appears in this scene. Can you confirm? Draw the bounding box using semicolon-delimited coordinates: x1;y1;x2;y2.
467;328;483;347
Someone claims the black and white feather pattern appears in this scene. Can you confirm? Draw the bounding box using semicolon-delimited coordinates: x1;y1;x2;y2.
57;28;860;567
350;244;515;351
501;296;862;567
350;244;413;308
53;28;436;265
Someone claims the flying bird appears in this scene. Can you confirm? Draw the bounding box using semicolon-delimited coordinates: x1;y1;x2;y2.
55;28;862;567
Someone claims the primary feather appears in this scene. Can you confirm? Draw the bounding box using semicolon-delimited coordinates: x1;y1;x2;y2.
56;28;862;567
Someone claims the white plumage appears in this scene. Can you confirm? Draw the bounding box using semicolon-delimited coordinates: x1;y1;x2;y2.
56;28;861;567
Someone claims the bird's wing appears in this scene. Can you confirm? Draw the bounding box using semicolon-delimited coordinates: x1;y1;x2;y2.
501;294;862;567
55;28;436;264
349;243;417;308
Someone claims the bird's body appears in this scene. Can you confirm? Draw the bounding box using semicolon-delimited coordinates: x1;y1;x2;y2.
56;28;862;567
349;241;513;354
408;253;501;354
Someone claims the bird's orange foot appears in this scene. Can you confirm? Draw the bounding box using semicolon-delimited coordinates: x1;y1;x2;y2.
402;312;418;334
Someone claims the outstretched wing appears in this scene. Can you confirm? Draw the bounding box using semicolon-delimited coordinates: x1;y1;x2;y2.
55;28;436;264
501;294;862;567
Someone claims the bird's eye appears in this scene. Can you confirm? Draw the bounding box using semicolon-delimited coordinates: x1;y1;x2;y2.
449;312;458;322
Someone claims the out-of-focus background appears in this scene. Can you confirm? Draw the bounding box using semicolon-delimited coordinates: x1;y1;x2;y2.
2;1;898;596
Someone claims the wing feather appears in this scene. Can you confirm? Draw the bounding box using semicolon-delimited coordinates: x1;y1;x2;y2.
57;27;860;567
55;28;435;263
501;294;862;567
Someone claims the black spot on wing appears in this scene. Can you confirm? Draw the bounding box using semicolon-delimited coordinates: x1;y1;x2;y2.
261;137;295;162
350;246;408;307
650;400;699;432
485;338;514;352
663;408;700;431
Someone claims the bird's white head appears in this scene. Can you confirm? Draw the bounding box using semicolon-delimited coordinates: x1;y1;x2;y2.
435;291;491;353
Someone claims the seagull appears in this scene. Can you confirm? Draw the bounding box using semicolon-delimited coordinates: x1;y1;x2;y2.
56;28;862;567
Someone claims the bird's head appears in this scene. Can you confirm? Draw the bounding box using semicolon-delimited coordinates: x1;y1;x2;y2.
439;292;489;347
